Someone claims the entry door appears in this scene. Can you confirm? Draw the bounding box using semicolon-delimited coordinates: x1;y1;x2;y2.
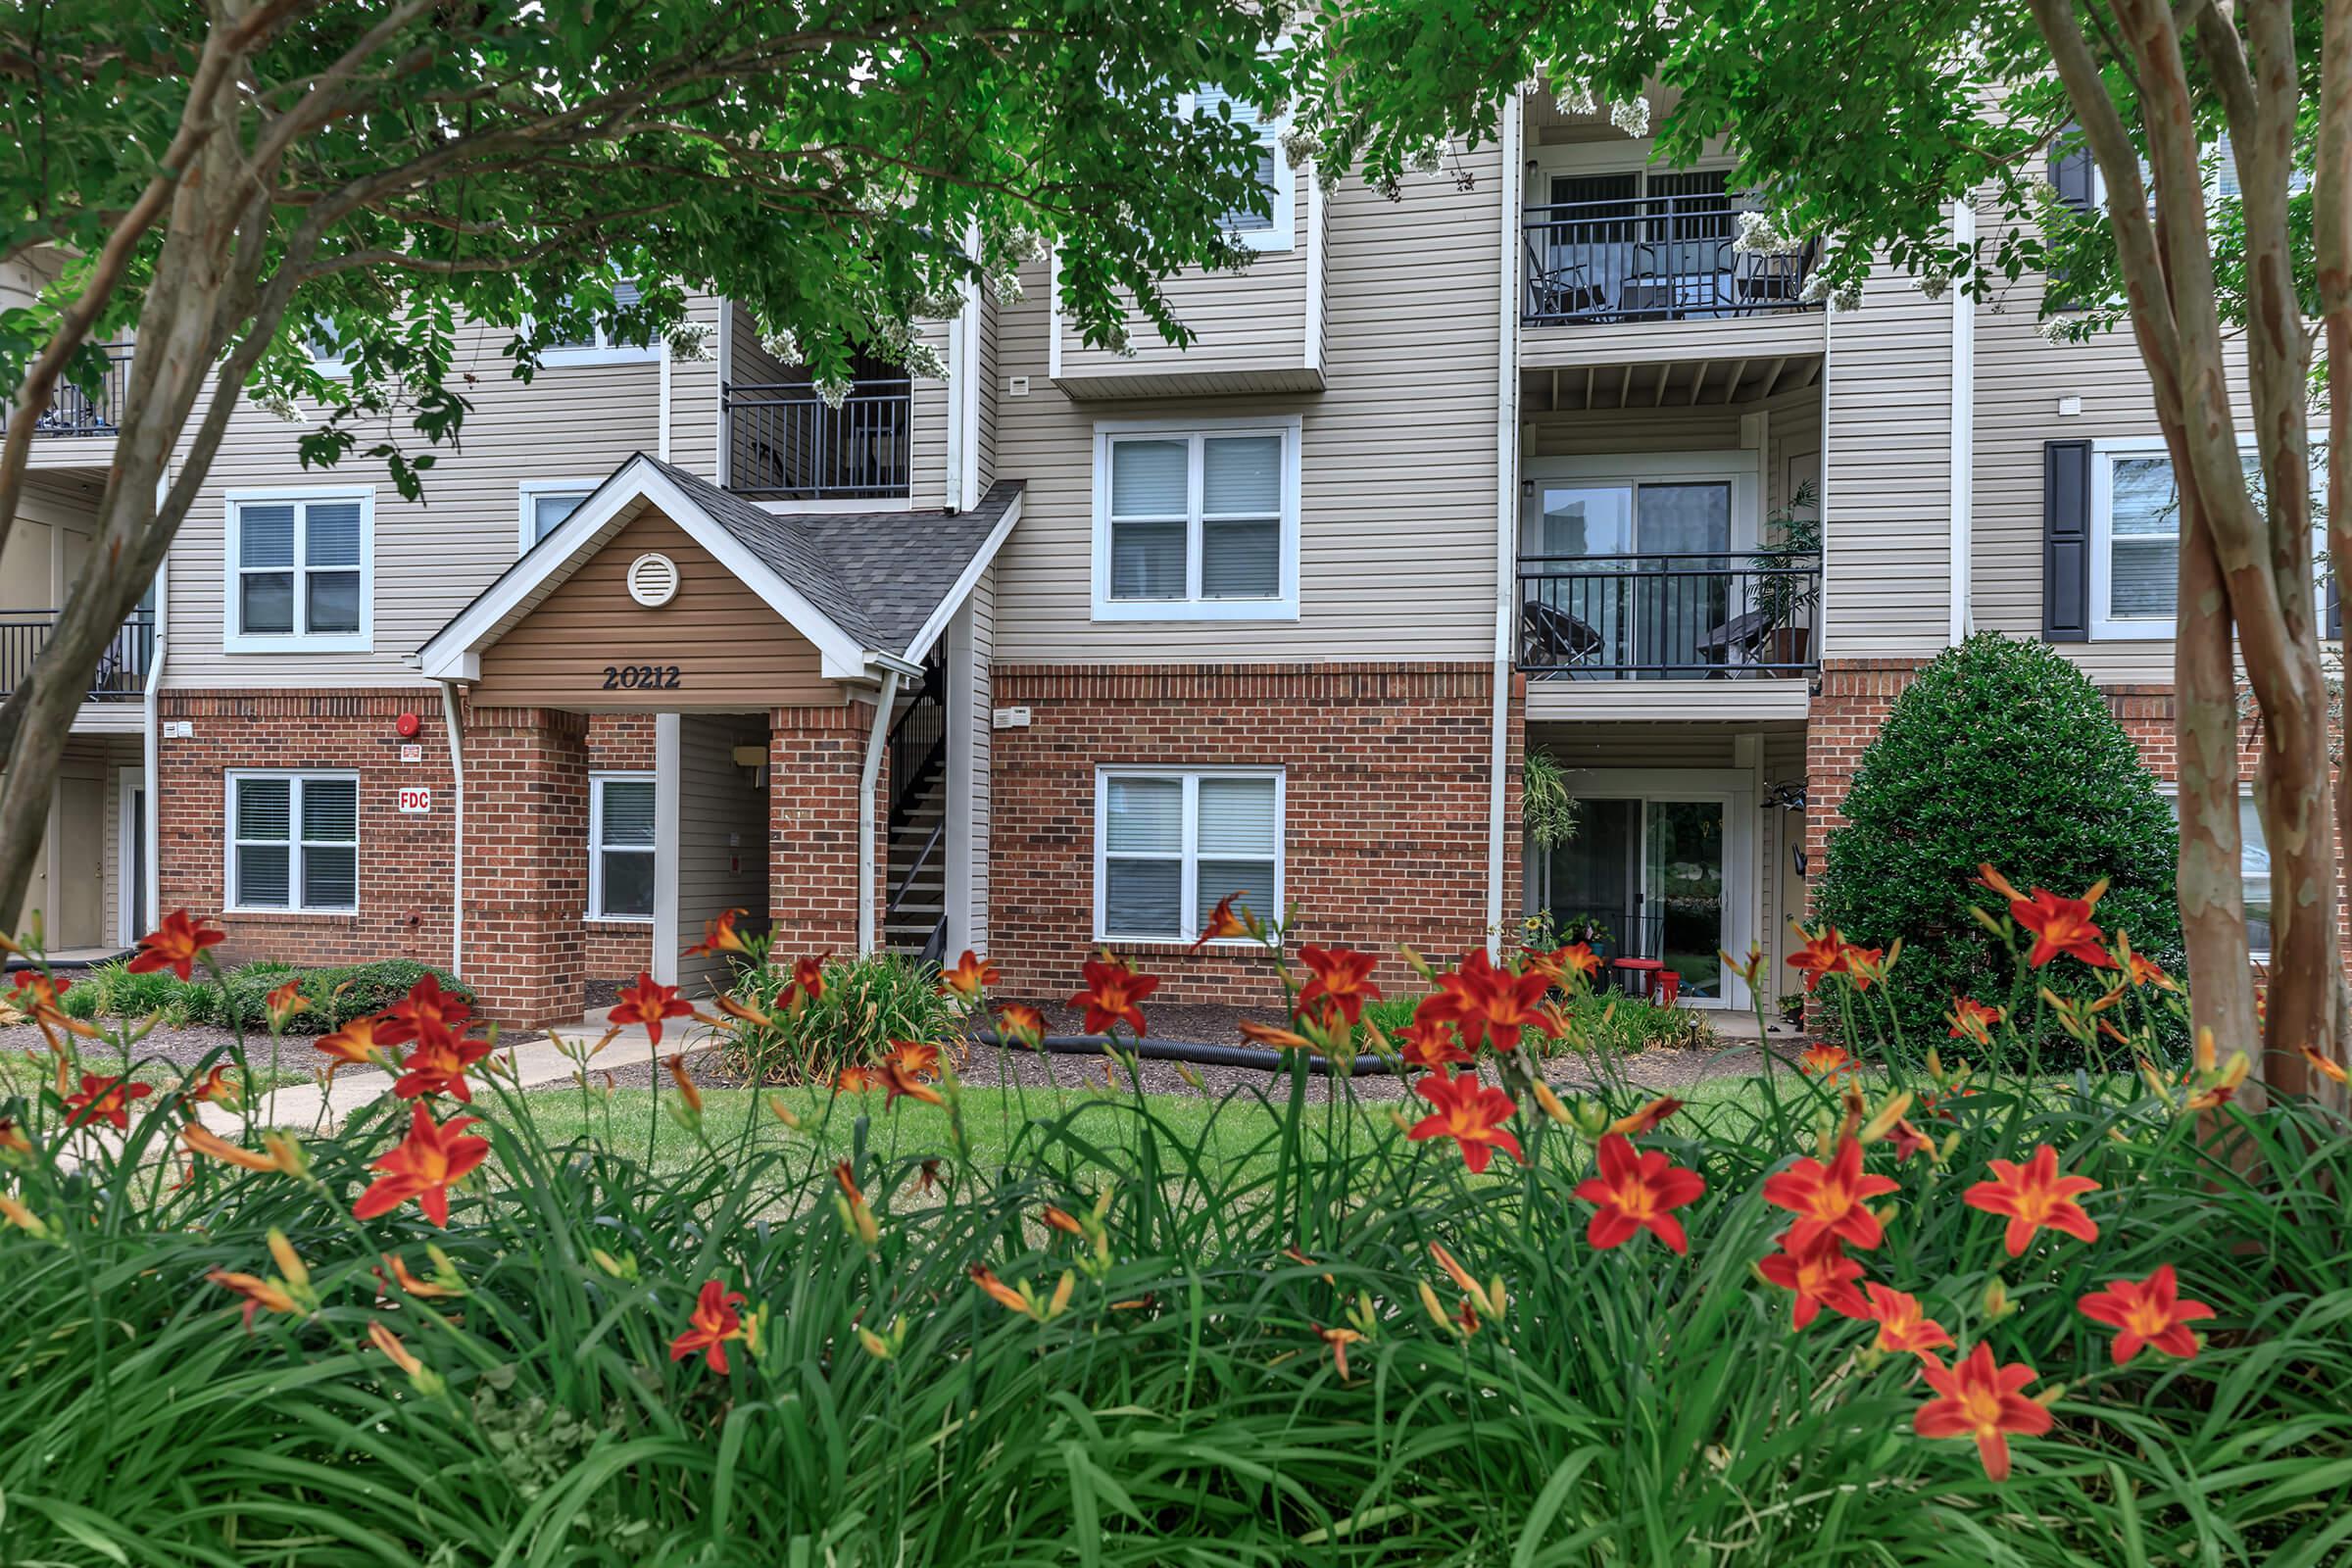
52;767;105;948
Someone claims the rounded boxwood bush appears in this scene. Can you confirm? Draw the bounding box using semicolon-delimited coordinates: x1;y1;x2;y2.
1812;633;2180;1062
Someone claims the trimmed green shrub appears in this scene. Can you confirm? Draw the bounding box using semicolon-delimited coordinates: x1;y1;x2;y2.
58;958;471;1035
718;953;962;1083
1813;632;2180;1061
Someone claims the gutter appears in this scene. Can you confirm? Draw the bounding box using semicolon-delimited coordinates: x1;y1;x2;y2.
857;667;904;956
1947;197;1977;644
140;622;165;941
1487;105;1525;958
436;679;466;976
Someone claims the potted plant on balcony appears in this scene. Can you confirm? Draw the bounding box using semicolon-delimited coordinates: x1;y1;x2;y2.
1748;482;1821;668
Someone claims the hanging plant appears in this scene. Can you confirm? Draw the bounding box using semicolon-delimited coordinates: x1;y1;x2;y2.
1522;751;1582;849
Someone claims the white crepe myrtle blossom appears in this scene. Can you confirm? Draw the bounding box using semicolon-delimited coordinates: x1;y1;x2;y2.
1733;211;1803;257
1608;98;1651;138
813;376;853;411
665;320;717;363
1281;125;1323;171
990;272;1024;308
253;388;308;423
1551;78;1598;117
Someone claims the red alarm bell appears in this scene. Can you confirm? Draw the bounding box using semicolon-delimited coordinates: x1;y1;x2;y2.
396;711;422;739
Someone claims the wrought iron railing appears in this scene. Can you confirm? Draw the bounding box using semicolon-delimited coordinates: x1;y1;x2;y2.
0;343;136;438
1518;553;1821;679
1523;196;1819;324
722;379;910;500
0;609;155;700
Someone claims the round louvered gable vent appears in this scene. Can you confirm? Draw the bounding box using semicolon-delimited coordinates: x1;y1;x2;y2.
626;552;680;608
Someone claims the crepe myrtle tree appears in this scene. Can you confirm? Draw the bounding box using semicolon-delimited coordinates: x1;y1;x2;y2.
1283;0;2347;1100
0;0;1287;937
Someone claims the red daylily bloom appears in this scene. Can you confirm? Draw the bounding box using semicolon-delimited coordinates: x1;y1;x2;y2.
2078;1264;2214;1364
127;908;226;981
1604;1095;1685;1138
1964;1144;2100;1256
352;1102;490;1228
1798;1043;1853;1079
1861;1283;1954;1358
1888;1117;1936;1164
791;954;831;1004
1761;1138;1900;1251
0;1116;30;1155
1946;998;2002;1048
884;1039;941;1080
1787;923;1849;993
64;1073;152;1132
1916;1343;2053;1481
316;1014;396;1073
2303;1046;2350;1087
883;1060;945;1107
995;1004;1046;1050
610;972;695;1047
1072;956;1158;1037
2125;950;2177;991
264;980;310;1030
1573;1132;1706;1253
668;1278;749;1374
1418;949;1559;1054
1525;942;1602;987
379;972;473;1048
684;907;753;958
1757;1231;1870;1328
1298;946;1384;1026
833;1064;884;1094
1840;942;1888;992
7;970;74;1030
1406;1069;1524;1174
939;950;1000;1000
1191;891;1254;950
390;1031;497;1102
1393;1014;1475;1071
184;1063;239;1107
1317;1325;1365;1382
1986;867;2118;970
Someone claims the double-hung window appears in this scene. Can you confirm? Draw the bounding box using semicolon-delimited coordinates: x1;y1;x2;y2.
518;480;598;551
1188;85;1295;252
1096;767;1283;942
225;489;372;652
589;773;657;920
2165;791;2271;959
2089;440;2324;639
227;772;359;912
1094;419;1299;621
543;277;659;365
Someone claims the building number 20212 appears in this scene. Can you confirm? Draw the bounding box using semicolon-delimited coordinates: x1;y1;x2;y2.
602;664;683;690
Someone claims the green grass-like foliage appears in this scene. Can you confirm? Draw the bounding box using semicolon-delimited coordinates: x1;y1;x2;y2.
717;951;964;1083
1366;989;1710;1054
3;933;2346;1566
1813;632;2182;1062
54;957;472;1033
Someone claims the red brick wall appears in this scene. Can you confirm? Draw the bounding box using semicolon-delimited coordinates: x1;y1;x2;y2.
462;706;590;1025
986;662;1516;1006
159;689;458;969
767;698;885;961
582;713;656;981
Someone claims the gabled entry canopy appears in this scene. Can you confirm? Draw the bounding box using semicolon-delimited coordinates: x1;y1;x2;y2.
416;454;1022;688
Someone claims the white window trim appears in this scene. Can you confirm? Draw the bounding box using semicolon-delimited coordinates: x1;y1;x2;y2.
223;770;360;914
588;771;658;923
516;478;604;555
221;486;375;655
539;333;662;368
1091;416;1302;623
2087;434;2328;642
1093;765;1285;946
2160;785;2272;961
1178;86;1296;253
1520;450;1764;559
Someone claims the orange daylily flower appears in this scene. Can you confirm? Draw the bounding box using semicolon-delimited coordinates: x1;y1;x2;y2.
1041;1205;1084;1236
1888;1118;1936;1164
206;1229;315;1331
1946;998;2002;1048
264;980;310;1031
1394;1014;1474;1071
184;1063;240;1107
1964;1144;2100;1255
1982;865;2118;969
379;972;473;1048
968;1264;1034;1315
1573;1132;1706;1253
1191;891;1255;950
995;1004;1046;1050
1071;955;1158;1037
352;1102;490;1228
2303;1046;2350;1087
127;908;226;981
1298;945;1384;1026
684;907;754;958
610;972;696;1048
1786;923;1849;993
1406;1069;1525;1173
1861;1283;1954;1358
939;950;1000;1000
715;992;776;1029
0;1117;28;1156
1605;1095;1684;1138
833;1063;884;1094
1798;1043;1853;1079
64;1073;152;1132
884;1060;945;1107
884;1039;941;1080
368;1319;427;1379
315;1015;395;1073
1239;1018;1315;1054
379;1251;461;1298
2078;1264;2214;1364
1418;949;1560;1054
390;1031;497;1103
1525;942;1602;987
668;1279;750;1374
2124;948;2178;991
1756;1232;1869;1328
6;970;76;1032
1915;1342;2053;1482
791;954;831;1004
180;1121;281;1172
2182;1049;2252;1111
664;1054;705;1115
1839;942;1889;992
1316;1325;1365;1382
1761;1137;1900;1251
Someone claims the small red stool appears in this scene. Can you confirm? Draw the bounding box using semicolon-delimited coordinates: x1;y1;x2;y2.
1654;969;1682;1007
1612;956;1665;1002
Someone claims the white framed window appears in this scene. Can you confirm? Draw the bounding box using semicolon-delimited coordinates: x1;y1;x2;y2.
2089;438;2326;640
222;488;373;654
1183;85;1295;252
541;277;660;366
517;479;600;552
2164;789;2271;960
1091;417;1301;622
225;771;359;913
1094;766;1283;943
589;772;657;921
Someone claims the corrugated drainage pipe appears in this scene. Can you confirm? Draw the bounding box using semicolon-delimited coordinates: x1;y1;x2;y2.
972;1031;1399;1078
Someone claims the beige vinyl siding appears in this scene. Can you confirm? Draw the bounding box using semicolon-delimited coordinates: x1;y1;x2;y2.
1524;405;1744;460
911;319;952;509
675;713;769;997
975;292;1001;493
991;141;1503;662
168;318;666;688
665;295;721;477
1822;267;1955;658
472;511;840;710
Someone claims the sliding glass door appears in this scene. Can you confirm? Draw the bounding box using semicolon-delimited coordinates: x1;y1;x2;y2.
1534;790;1737;1004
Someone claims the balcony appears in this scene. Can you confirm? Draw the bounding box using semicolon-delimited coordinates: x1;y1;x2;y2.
721;379;911;502
1523;196;1820;326
1518;553;1820;682
0;343;134;440
0;609;156;702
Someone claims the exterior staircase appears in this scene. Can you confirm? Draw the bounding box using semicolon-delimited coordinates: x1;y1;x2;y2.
883;660;950;963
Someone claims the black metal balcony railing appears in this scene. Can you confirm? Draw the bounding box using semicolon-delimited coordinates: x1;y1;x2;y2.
0;609;155;701
1523;197;1820;325
0;344;135;438
722;379;911;501
1518;554;1821;678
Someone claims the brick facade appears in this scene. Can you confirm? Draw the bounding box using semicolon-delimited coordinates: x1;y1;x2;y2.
462;706;591;1025
581;713;656;983
986;662;1519;1006
767;698;886;960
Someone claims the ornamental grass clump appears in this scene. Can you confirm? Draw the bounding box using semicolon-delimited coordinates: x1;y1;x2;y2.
708;919;971;1084
0;883;2347;1565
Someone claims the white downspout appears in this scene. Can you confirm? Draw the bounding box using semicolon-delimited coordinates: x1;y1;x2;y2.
1817;292;1835;662
436;680;466;976
140;576;166;945
1947;198;1977;645
857;668;903;956
1486;106;1525;957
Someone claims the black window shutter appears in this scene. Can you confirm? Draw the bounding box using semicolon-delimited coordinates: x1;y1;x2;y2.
2328;570;2342;640
2048;127;2095;213
2043;440;2093;641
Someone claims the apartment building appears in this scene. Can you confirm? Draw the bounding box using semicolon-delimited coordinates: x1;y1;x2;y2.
0;89;2264;1024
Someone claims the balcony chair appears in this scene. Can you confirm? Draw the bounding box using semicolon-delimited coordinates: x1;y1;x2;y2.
1520;598;1604;676
1696;607;1776;674
1528;257;1606;320
1620;237;1734;318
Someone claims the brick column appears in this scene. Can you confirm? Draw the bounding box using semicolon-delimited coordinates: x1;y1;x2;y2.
462;705;590;1026
768;699;884;961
